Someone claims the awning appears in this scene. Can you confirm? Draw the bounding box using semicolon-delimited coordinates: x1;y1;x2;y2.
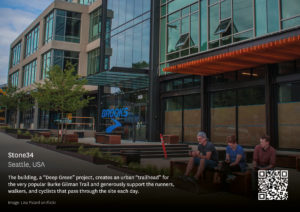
163;35;300;76
86;67;149;90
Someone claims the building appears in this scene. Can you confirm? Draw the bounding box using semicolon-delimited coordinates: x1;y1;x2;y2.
7;0;300;150
158;0;300;150
7;0;152;140
0;84;7;124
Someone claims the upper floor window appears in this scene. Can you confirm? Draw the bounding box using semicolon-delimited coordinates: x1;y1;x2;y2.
79;0;96;5
55;9;81;43
11;42;21;67
25;25;40;58
44;11;54;44
89;7;101;42
44;10;81;44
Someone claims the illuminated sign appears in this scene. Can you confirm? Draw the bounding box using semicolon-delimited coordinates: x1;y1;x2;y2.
101;107;128;133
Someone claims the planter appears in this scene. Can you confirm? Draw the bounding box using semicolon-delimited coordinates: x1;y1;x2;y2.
163;135;179;144
95;134;121;144
63;134;78;142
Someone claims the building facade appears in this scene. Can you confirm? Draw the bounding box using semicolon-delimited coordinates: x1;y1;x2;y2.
159;0;300;150
6;0;300;150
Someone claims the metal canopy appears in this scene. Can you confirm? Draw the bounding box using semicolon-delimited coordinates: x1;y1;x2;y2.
85;67;149;90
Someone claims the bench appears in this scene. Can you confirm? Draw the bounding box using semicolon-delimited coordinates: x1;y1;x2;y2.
170;160;251;195
63;133;78;142
95;133;121;144
163;135;179;144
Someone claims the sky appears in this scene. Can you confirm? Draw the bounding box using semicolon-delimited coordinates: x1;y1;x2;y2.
0;0;53;85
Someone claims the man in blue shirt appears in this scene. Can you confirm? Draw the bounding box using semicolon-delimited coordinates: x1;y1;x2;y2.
181;131;218;184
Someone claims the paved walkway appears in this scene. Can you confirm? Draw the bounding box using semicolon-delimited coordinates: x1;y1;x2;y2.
1;132;298;208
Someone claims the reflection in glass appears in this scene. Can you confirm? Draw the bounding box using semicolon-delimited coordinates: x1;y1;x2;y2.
164;97;183;142
238;87;265;146
184;94;201;142
210;90;236;145
278;82;300;149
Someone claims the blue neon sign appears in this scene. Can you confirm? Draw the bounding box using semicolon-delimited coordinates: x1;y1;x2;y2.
101;107;128;133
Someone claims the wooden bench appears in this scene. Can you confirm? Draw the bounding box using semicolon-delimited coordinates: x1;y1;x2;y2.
95;133;121;144
170;160;251;195
163;135;179;144
63;133;78;142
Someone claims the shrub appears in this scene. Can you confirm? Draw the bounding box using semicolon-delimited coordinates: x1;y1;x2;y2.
23;131;31;137
17;130;22;135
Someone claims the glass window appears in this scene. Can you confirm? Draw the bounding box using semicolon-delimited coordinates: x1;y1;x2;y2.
167;20;180;53
41;51;52;79
281;0;300;21
55;9;81;43
160;18;166;63
168;0;197;14
23;60;37;87
278;82;300;149
44;11;54;44
278;61;300;75
79;0;96;5
233;0;253;34
9;71;19;88
163;96;183;142
200;0;208;51
238;86;265;146
89;8;101;42
11;42;21;67
210;90;236;145
87;48;100;75
184;94;201;142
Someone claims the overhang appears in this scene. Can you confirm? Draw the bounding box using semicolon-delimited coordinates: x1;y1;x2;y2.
86;67;149;90
163;35;300;76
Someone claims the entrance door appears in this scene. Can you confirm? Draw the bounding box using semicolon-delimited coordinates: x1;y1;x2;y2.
128;103;147;142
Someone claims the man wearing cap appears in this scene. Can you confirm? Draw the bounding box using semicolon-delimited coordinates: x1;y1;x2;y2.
181;131;218;184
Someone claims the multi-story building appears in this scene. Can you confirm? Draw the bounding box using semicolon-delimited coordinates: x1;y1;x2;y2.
7;0;300;151
7;0;153;141
159;0;300;150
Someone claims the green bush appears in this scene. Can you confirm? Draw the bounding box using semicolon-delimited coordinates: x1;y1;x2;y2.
17;130;22;135
23;131;31;137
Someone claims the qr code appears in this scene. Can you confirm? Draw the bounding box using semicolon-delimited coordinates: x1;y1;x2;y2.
258;170;288;200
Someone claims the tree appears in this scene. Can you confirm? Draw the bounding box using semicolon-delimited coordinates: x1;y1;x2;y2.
0;84;34;126
32;62;94;141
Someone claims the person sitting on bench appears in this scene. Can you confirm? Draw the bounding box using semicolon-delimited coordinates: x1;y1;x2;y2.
251;135;276;192
180;131;218;184
219;135;247;183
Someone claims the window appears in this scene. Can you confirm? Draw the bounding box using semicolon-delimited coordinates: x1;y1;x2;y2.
278;82;300;149
175;33;190;49
89;7;101;42
79;0;96;5
214;18;231;35
53;50;79;72
41;51;52;79
23;60;37;87
281;0;300;29
25;25;40;57
55;10;81;43
87;48;100;75
44;11;54;44
11;42;21;67
9;71;19;88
